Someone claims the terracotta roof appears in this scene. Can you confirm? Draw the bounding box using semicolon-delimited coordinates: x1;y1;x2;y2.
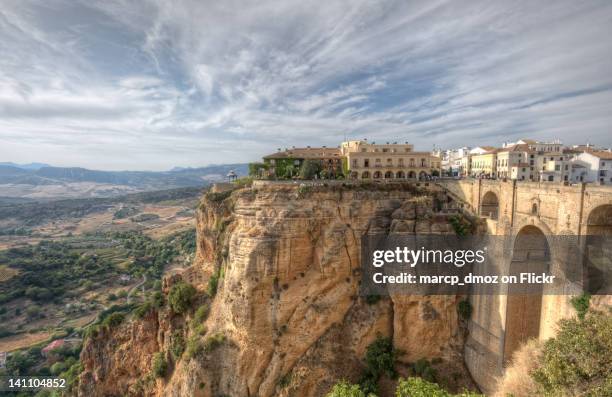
586;150;612;160
263;147;341;159
498;144;532;153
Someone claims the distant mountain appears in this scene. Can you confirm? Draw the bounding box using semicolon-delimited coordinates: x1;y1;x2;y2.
0;162;51;170
0;163;248;199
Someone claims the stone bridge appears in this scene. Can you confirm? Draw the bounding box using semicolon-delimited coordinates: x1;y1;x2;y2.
435;179;612;393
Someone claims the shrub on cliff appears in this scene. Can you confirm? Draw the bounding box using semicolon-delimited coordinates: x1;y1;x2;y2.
170;331;186;360
531;311;612;396
570;293;590;319
204;332;225;352
168;282;196;314
364;336;398;379
326;381;366;397
496;310;612;396
102;312;125;328
152;352;168;378
457;300;472;320
396;377;482;397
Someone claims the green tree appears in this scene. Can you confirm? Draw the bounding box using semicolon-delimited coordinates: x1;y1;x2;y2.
168;282;196;314
299;160;321;179
395;377;483;397
326;381;366;397
531;311;612;396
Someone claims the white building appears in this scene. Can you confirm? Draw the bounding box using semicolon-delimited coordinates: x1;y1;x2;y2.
439;147;470;176
570;150;612;185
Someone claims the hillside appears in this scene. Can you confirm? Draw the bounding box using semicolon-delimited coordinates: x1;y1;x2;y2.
0;163;248;199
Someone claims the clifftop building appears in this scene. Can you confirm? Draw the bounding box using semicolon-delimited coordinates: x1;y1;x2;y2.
260;140;441;180
341;140;441;180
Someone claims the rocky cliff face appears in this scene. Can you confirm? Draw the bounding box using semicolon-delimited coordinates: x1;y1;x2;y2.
77;183;475;397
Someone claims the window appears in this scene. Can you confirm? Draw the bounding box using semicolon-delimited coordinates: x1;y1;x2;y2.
364;159;370;168
352;159;358;167
421;158;426;167
555;165;560;171
532;203;538;214
382;148;389;153
548;175;554;181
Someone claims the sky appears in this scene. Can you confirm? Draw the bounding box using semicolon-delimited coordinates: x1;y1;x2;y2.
0;0;611;171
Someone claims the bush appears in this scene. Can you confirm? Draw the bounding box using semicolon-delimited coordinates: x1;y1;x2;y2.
170;331;185;360
531;311;612;396
364;335;398;379
185;336;204;359
193;304;209;324
25;305;42;319
50;361;67;376
396;377;483;397
152;352;168;378
299;160;321;179
457;300;472;320
570;293;590;320
134;301;153;318
365;295;381;305
326;381;365;397
207;269;221;297
168;282;196;314
102;312;125;328
204;333;225;352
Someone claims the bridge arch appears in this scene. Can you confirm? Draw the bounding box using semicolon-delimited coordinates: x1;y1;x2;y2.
481;191;499;220
584;204;612;294
504;225;549;362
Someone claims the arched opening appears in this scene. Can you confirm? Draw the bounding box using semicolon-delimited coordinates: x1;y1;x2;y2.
396;171;405;179
504;225;548;362
585;205;612;294
408;171;416;179
481;191;499;220
361;171;370;179
350;171;359;179
532;203;538;215
384;171;393;179
373;171;382;179
418;171;428;180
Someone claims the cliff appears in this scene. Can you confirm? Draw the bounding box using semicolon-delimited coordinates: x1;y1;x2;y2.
77;182;476;397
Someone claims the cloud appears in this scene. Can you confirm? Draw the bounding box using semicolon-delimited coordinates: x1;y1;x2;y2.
0;0;611;170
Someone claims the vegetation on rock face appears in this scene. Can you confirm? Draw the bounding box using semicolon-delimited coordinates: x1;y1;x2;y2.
360;335;399;394
170;331;186;360
570;293;590;319
396;377;483;397
168;281;196;314
531;311;612;396
152;352;168;378
207;267;223;297
449;215;472;236
102;312;125;328
204;332;226;352
497;310;612;397
457;300;472;320
326;380;366;397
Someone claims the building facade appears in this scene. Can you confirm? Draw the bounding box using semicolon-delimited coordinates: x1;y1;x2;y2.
570;150;612;185
263;146;343;178
341;140;441;180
